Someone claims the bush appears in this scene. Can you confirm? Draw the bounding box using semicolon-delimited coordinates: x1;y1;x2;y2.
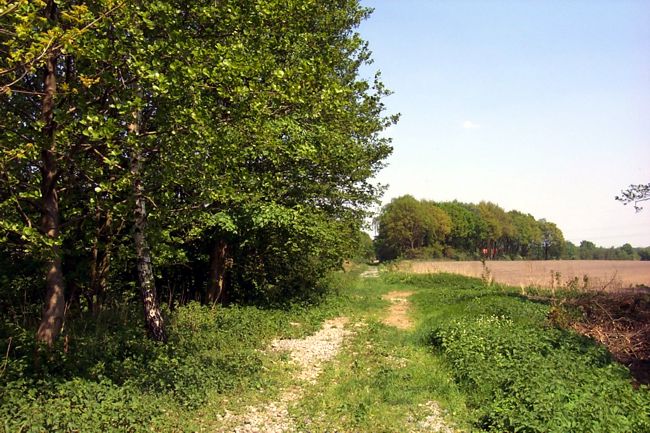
403;245;444;260
0;293;344;432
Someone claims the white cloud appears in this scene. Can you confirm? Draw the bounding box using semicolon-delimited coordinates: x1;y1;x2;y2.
462;120;480;129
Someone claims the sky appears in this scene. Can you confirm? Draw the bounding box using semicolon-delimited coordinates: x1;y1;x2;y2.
358;0;650;248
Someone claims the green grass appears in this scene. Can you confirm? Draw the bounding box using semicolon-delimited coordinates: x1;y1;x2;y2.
0;285;349;432
395;272;650;433
2;266;649;432
291;275;471;432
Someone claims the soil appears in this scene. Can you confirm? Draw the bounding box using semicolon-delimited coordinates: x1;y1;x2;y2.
382;290;415;330
359;266;380;278
400;260;650;291
216;317;352;432
216;287;458;432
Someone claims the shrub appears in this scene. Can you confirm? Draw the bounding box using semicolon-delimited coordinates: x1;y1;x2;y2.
411;274;650;433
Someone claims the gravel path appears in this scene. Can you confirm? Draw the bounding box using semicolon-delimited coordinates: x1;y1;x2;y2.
216;317;352;432
360;267;380;278
214;288;457;432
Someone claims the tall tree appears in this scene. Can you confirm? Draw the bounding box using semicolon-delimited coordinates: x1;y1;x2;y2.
0;0;99;345
538;219;565;260
2;0;396;339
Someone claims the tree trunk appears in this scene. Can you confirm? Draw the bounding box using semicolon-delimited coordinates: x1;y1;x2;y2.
36;0;65;347
89;207;112;316
129;117;166;341
207;239;228;304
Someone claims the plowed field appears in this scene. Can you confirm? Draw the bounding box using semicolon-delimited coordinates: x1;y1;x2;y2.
397;260;650;291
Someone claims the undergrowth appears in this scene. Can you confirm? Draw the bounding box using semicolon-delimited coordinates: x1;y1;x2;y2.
0;272;353;432
3;268;649;433
396;273;650;433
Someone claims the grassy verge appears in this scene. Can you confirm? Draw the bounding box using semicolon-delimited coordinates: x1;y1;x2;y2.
3;266;648;432
395;272;650;433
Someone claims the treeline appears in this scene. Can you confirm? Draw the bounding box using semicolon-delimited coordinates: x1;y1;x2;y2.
566;240;650;261
374;195;649;261
0;0;393;345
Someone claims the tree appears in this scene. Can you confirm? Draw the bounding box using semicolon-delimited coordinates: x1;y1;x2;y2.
353;231;375;262
375;195;428;259
508;210;542;258
437;201;483;253
476;201;511;258
0;0;109;346
563;241;579;260
579;240;596;260
616;183;650;212
374;196;451;260
538;219;565;260
420;201;452;248
2;0;395;342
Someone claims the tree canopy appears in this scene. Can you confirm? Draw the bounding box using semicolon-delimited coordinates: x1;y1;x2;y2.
616;183;650;212
1;0;395;344
374;196;645;261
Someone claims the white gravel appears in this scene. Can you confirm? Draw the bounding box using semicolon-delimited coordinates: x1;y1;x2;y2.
216;317;351;432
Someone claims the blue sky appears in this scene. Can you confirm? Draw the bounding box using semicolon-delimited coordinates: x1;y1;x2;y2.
359;0;650;247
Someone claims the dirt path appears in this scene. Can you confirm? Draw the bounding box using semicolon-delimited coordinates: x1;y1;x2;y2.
215;291;457;432
360;266;380;278
382;290;415;330
216;317;351;432
380;291;458;433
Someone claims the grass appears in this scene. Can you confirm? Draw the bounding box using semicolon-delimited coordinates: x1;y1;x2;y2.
393;272;650;433
2;265;649;432
291;275;471;432
0;282;351;432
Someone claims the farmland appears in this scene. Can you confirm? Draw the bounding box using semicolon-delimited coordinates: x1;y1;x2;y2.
396;260;650;291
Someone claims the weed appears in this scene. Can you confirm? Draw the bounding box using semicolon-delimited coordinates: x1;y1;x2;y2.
402;273;650;433
480;259;493;286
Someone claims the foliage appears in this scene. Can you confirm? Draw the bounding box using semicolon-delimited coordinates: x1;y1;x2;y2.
352;230;376;261
0;0;395;344
0;293;346;432
577;240;644;260
616;183;650;212
375;197;569;261
374;196;647;262
374;195;451;261
393;273;650;433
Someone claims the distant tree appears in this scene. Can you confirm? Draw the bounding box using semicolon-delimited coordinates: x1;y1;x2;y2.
563;241;579;260
437;201;484;253
354;231;376;261
537;219;565;260
374;196;451;260
476;201;511;258
508;210;542;258
616;183;650;212
639;247;650;261
420;201;453;247
579;240;597;260
619;243;636;259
